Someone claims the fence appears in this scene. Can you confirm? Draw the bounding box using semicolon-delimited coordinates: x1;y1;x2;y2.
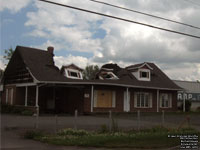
2;111;199;133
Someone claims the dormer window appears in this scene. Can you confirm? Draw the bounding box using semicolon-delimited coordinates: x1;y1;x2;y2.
65;68;83;79
138;69;150;81
140;70;149;78
99;72;118;80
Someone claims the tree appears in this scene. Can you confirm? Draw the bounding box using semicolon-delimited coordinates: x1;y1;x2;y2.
83;65;99;80
3;48;14;61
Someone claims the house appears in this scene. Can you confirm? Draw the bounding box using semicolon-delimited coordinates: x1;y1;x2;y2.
1;46;181;114
173;80;200;111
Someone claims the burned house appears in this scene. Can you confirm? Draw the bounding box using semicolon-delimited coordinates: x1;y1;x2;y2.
1;46;181;114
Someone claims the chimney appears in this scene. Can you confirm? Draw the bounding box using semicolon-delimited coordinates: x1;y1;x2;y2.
47;46;54;56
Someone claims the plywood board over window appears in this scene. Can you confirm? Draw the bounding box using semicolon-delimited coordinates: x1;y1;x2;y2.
94;90;116;108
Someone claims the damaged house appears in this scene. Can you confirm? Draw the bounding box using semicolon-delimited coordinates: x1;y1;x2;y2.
0;46;181;114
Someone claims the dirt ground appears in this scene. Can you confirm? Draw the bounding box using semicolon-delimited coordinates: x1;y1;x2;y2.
1;113;200;150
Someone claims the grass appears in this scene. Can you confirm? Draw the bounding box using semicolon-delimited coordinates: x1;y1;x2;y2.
24;126;200;149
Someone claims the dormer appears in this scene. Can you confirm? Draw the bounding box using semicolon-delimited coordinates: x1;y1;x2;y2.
126;62;153;81
96;64;121;80
60;64;83;80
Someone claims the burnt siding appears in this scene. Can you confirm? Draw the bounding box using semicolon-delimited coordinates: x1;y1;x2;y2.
4;50;33;84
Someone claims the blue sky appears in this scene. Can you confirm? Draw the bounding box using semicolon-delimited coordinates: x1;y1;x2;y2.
0;0;200;81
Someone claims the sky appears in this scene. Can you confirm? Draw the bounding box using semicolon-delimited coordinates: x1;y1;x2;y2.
0;0;200;81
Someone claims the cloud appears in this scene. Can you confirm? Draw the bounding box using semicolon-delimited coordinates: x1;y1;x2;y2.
0;0;32;13
24;0;200;81
0;56;6;70
54;55;90;69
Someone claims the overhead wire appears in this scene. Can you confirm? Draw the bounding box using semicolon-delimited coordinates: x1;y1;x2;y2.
38;0;200;39
183;0;200;7
90;0;200;30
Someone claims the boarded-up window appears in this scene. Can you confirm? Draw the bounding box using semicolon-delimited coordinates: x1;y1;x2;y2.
94;90;116;108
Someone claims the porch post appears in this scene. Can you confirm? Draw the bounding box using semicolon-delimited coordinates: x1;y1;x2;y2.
157;89;159;112
126;87;130;112
91;85;94;112
35;85;39;107
25;86;28;106
183;91;185;112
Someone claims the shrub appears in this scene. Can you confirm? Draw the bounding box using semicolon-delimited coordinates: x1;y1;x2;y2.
21;110;34;116
24;130;44;139
99;124;109;133
58;128;90;136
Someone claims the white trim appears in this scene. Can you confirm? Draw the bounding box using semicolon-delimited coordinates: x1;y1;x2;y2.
91;85;94;112
26;67;39;83
101;68;114;71
64;68;83;79
134;92;152;108
127;62;153;70
138;69;151;81
34;81;181;91
35;86;39;107
124;89;130;112
16;83;36;87
100;72;119;80
25;86;28;106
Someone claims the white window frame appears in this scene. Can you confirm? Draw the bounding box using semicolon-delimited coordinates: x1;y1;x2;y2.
138;69;150;81
100;72;119;80
160;93;172;108
64;68;83;79
134;92;152;108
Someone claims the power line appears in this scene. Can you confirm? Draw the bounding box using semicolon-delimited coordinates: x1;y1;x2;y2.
90;0;200;30
39;0;200;39
183;0;200;7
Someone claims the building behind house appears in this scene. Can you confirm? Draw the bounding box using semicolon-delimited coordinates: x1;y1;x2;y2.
173;80;200;111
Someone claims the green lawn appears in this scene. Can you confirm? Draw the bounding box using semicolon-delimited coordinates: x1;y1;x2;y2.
24;126;200;149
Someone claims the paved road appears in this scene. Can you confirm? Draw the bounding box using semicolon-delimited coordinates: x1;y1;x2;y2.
1;114;199;150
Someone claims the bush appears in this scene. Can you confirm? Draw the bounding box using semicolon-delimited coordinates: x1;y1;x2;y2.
99;124;109;133
58;128;91;136
21;110;34;116
24;130;44;139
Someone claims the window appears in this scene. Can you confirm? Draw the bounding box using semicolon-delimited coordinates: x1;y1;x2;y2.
65;69;83;79
137;69;151;81
68;70;79;78
140;71;149;78
94;90;116;108
160;93;172;108
135;92;152;108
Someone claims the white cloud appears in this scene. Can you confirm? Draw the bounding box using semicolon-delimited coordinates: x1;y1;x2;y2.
0;0;32;13
54;55;90;69
0;56;6;70
24;0;200;81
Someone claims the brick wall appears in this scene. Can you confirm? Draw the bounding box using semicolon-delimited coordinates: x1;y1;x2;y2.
84;85;178;113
